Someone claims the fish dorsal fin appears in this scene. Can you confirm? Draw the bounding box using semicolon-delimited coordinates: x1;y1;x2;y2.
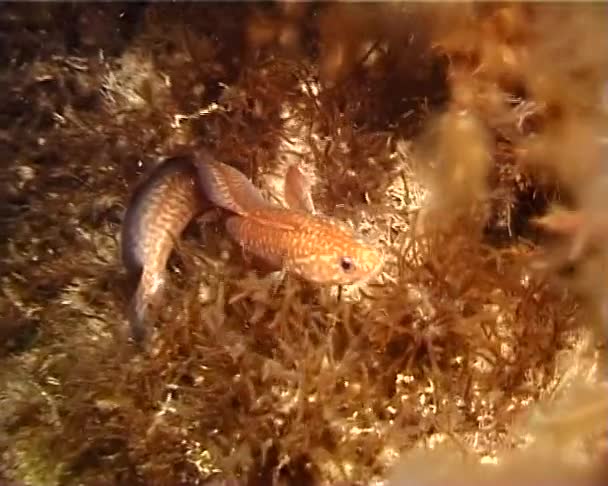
195;150;270;216
284;164;316;214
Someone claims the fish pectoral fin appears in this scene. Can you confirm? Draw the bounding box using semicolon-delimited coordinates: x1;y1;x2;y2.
225;216;287;269
194;149;270;216
290;255;315;268
284;164;316;214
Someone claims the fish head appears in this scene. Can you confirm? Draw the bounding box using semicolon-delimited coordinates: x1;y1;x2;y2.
290;218;385;285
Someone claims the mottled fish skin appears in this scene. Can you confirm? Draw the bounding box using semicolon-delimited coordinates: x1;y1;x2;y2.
194;152;385;285
121;155;205;344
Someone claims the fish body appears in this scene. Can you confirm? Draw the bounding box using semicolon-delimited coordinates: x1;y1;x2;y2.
195;150;385;285
121;155;205;344
225;207;384;285
121;149;385;344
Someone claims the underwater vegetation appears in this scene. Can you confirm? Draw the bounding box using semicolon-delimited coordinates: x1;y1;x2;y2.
0;2;606;485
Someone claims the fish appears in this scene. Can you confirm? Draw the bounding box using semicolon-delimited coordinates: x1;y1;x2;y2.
531;205;608;261
121;149;385;345
121;155;206;345
194;149;385;286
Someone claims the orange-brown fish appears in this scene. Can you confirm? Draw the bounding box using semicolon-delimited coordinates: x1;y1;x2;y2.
194;149;385;286
531;206;608;261
121;150;385;345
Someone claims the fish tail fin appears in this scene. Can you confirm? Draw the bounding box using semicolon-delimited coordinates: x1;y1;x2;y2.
194;149;269;215
284;164;316;214
127;267;166;346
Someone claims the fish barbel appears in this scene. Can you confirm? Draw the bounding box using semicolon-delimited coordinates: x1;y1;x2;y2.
121;150;385;344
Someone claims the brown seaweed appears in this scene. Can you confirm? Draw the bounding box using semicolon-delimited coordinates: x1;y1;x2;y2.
0;2;606;486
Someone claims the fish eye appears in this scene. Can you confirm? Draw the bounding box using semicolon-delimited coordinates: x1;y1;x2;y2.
339;256;355;273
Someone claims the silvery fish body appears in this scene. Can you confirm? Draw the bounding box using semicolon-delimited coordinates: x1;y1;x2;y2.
121;156;204;344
